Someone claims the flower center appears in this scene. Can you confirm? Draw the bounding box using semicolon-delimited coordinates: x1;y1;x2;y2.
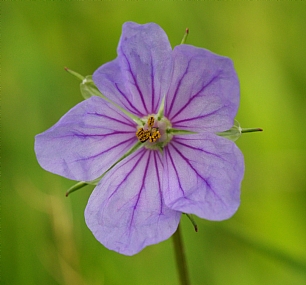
136;115;172;150
136;116;161;143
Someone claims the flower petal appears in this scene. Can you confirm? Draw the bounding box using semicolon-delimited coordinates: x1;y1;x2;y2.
35;96;137;181
93;22;173;116
163;133;244;220
85;148;181;255
165;45;240;133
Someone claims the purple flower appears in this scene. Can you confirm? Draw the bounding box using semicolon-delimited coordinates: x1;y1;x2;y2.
35;22;244;255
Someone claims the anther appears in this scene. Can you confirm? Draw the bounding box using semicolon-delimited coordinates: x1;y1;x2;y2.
148;116;155;128
136;128;150;143
149;128;161;142
136;116;161;143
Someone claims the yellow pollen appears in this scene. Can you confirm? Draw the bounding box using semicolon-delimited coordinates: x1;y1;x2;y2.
136;128;150;142
147;116;155;128
149;128;161;142
136;116;161;143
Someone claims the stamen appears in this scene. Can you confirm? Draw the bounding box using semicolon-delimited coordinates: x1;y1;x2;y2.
136;128;150;143
148;116;155;128
149;128;161;142
136;116;161;143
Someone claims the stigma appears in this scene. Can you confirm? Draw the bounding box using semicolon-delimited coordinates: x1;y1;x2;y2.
136;116;161;143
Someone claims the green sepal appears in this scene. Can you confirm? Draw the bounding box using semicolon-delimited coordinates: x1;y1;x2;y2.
217;120;242;141
66;142;144;196
80;75;101;99
217;120;263;141
80;74;142;125
157;96;165;120
66;68;142;125
65;68;104;99
241;127;263;133
65;181;88;197
180;28;189;45
167;128;197;135
184;213;198;232
64;67;85;81
86;141;144;186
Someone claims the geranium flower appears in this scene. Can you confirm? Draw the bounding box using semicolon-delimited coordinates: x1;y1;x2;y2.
35;22;244;255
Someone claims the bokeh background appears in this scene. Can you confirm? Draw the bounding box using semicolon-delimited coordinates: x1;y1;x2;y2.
2;2;306;285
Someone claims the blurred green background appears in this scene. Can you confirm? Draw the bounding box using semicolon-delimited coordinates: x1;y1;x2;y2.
2;2;306;285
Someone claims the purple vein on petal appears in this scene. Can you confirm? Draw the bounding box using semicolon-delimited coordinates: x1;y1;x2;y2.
129;151;150;228
170;70;222;121
86;111;135;128
114;83;143;116
57;130;134;139
166;146;186;197
153;151;163;215
167;61;191;117
171;107;222;125
170;142;210;189
75;137;135;162
170;140;225;204
150;55;156;113
121;51;149;114
107;149;145;202
173;138;226;162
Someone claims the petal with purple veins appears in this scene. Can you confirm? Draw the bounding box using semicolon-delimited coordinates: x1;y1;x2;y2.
93;22;173;116
165;44;240;133
163;133;244;220
35;96;137;181
85;148;181;255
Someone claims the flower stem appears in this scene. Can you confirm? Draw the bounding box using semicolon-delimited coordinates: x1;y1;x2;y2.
172;224;191;285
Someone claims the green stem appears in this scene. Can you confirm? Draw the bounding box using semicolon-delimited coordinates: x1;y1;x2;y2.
172;224;191;285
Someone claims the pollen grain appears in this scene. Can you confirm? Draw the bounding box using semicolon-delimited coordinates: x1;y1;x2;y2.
136;116;160;143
